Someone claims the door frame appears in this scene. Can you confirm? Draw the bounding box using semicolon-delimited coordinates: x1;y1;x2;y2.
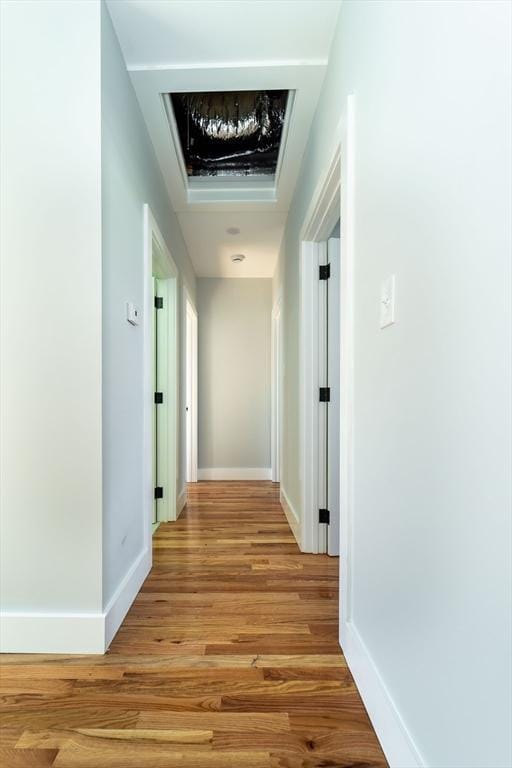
338;96;355;647
185;289;198;484
271;295;282;483
299;137;342;555
144;204;179;529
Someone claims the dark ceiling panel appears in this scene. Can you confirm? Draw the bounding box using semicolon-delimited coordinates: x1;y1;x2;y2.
170;90;288;177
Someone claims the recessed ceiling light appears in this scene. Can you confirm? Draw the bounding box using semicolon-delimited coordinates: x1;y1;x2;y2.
231;254;245;263
226;227;240;235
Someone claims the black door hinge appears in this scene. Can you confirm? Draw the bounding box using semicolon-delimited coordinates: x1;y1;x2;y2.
319;508;330;524
154;296;163;309
319;263;331;280
154;486;164;499
154;392;164;404
319;387;331;402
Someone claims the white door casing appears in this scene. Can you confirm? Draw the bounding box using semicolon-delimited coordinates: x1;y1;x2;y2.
299;138;341;554
327;237;341;556
271;297;282;483
185;293;198;484
144;205;179;527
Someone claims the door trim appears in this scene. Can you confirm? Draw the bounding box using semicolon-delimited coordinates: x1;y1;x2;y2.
144;204;179;530
299;138;341;554
271;295;282;483
185;290;198;484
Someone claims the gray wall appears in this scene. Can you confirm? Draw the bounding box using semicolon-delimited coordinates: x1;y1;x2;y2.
102;3;196;606
274;1;511;766
198;279;272;471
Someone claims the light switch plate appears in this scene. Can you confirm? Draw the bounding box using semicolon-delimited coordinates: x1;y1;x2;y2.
126;302;140;326
380;275;395;329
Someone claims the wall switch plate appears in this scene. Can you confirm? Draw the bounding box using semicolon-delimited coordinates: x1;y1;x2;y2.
126;302;140;326
380;275;395;329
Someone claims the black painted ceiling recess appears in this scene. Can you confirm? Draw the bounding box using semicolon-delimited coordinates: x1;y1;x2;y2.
170;90;288;177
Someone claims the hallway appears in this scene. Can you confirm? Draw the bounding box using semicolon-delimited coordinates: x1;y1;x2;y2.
1;482;386;767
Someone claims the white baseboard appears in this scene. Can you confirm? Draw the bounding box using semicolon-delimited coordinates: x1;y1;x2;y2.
0;612;105;654
177;487;187;517
341;621;424;768
198;467;272;481
104;547;151;649
1;548;151;655
280;485;301;548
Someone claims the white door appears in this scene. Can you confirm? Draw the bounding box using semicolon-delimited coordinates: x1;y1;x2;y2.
327;237;341;556
152;277;158;525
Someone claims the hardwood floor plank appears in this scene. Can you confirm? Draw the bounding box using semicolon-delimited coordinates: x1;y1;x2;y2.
135;711;291;733
1;481;386;767
0;749;58;767
0;728;26;747
269;757;386;768
16;728;213;749
52;746;271;768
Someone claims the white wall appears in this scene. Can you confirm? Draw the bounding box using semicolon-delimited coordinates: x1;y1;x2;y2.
275;1;511;766
197;279;271;475
0;0;197;652
101;2;196;607
0;0;103;643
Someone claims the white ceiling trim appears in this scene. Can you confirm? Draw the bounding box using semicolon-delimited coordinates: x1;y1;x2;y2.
127;58;328;72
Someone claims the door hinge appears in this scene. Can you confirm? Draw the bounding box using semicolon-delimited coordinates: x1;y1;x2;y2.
319;387;331;402
154;392;164;404
154;486;164;499
319;508;330;524
154;296;163;309
319;263;331;280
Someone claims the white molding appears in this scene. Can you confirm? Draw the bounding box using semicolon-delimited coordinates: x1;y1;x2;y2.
177;487;187;517
144;204;179;526
339;95;355;636
341;622;424;768
143;205;155;545
271;296;282;484
300;241;321;554
128;59;328;73
0;548;152;654
299;136;342;556
198;468;272;481
279;486;301;548
0;613;105;655
300;133;342;242
104;548;151;649
185;291;198;484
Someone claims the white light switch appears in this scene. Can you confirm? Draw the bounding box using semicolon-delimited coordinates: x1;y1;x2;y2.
126;302;140;326
380;275;395;329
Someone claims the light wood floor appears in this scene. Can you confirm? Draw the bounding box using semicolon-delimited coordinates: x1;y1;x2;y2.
0;481;387;767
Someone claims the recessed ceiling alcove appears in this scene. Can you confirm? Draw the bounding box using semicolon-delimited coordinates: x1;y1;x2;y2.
169;90;289;179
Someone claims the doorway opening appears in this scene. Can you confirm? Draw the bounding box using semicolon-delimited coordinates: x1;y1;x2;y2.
271;296;282;483
319;229;341;556
185;292;198;485
299;142;342;555
144;205;179;534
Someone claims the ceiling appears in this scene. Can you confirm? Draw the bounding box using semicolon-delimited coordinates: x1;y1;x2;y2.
107;0;342;278
177;211;286;278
